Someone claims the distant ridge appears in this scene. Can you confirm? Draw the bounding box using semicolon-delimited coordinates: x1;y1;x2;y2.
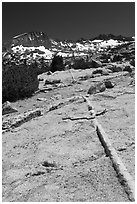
2;32;134;52
90;34;133;41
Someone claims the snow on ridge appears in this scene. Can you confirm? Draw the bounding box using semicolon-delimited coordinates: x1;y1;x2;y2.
99;39;122;48
92;39;103;43
12;45;53;59
10;37;130;61
57;52;69;57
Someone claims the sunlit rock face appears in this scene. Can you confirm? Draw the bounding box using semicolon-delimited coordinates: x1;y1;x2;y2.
12;31;51;48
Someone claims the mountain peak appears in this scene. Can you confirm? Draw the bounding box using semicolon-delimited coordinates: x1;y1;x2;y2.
11;31;51;48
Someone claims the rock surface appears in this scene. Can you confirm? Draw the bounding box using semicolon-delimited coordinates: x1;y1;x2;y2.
2;67;134;202
105;80;114;89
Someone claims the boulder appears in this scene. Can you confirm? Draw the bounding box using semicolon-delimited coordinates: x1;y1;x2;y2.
105;80;114;89
106;68;113;73
107;65;122;72
129;78;135;86
92;68;109;76
92;68;102;75
44;79;61;85
79;74;92;81
88;82;106;95
2;101;18;115
112;54;123;62
93;73;102;78
102;69;110;75
73;58;90;69
123;66;132;73
130;59;135;67
37;98;47;101
91;59;102;68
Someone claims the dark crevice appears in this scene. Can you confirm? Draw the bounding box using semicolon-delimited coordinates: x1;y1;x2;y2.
41;161;57;168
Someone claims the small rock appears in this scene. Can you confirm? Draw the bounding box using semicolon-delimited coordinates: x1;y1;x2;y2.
104;80;114;89
123;66;132;73
38;78;44;81
79;74;91;81
47;71;52;75
37;98;47;101
2;101;18;115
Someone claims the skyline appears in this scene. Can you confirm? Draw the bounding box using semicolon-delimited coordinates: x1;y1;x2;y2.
2;2;135;42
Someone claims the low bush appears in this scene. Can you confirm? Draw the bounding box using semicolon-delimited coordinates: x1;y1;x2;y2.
50;55;65;72
2;63;39;102
72;58;92;69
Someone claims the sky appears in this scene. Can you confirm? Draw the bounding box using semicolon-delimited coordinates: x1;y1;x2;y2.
2;2;135;42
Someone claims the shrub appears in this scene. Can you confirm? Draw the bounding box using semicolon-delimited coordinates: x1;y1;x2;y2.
73;58;92;69
2;63;39;102
50;55;65;72
72;58;102;69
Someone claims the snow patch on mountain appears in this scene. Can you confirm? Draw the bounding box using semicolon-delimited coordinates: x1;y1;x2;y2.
92;39;103;43
9;38;128;61
57;52;70;57
12;45;53;59
99;39;122;48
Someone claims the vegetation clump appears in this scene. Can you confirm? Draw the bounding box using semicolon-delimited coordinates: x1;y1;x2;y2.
50;55;65;72
2;62;39;103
